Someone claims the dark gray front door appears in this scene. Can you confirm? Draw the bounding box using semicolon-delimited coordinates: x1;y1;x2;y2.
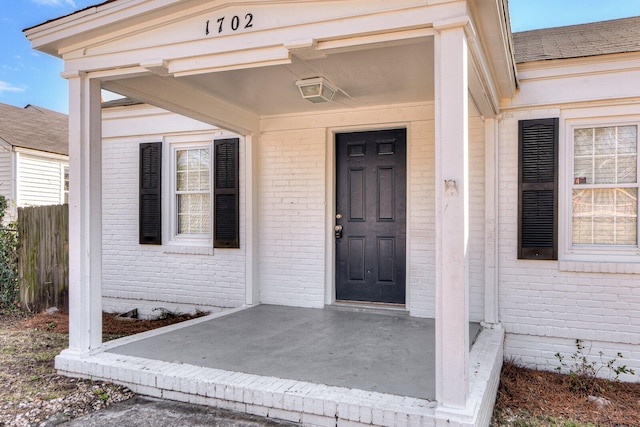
335;129;406;304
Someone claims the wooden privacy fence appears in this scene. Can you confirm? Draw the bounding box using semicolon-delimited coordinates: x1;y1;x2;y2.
18;204;69;312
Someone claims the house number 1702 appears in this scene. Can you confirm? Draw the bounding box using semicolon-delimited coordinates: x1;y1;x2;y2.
206;13;254;36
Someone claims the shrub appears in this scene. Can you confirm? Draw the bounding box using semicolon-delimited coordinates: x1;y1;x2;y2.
555;339;635;396
0;195;18;311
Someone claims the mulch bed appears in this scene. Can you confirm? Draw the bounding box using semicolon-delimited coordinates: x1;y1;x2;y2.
19;310;208;338
493;361;640;426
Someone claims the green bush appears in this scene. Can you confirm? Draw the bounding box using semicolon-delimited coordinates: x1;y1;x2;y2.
0;195;18;311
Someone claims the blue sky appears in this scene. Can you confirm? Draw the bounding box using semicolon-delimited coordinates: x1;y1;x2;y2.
1;0;640;114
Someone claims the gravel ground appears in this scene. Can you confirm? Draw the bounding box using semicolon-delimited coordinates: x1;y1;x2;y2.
0;311;181;427
1;379;135;427
0;310;298;427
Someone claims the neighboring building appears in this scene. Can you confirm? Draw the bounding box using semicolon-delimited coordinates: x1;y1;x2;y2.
0;103;69;220
25;1;640;426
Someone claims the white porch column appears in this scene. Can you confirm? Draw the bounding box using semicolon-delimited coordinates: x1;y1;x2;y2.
434;20;469;410
65;72;103;353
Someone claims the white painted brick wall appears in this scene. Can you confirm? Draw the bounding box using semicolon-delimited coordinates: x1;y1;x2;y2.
102;102;489;320
258;104;487;319
407;118;436;317
498;109;640;375
468;114;486;322
101;107;246;316
257;127;327;308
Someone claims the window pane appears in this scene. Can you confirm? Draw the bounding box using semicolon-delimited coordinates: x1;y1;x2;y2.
572;189;593;245
593;156;616;184
617;126;637;154
618;155;637;184
177;193;211;234
594;127;616;155
574;128;593;156
572;188;638;245
617;188;638;245
574;157;592;184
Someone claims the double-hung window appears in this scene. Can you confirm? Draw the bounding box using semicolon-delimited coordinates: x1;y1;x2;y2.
139;137;239;248
175;146;211;237
571;124;638;249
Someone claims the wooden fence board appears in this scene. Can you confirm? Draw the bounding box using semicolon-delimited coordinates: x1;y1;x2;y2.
18;204;69;312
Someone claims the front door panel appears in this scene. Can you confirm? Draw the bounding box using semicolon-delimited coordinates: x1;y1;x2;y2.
335;129;406;304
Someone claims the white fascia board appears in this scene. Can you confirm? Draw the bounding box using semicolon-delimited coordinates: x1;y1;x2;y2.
0;138;12;151
467;0;517;99
26;0;183;56
33;0;464;72
14;147;69;162
516;52;640;81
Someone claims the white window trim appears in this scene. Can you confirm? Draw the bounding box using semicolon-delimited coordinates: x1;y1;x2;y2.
163;134;215;250
559;116;640;265
61;164;69;205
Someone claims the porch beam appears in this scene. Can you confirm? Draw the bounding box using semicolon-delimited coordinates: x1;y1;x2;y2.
102;75;260;135
64;71;103;354
434;19;469;410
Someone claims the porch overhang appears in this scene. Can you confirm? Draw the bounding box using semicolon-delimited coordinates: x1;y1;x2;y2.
25;1;515;425
25;0;516;123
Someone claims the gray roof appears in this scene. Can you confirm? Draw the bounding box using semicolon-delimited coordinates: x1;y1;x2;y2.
513;16;640;63
102;97;144;108
0;103;68;156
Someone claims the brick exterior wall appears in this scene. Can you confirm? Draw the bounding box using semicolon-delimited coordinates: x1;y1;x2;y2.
101;102;489;320
498;109;640;377
101;106;246;317
258;104;487;320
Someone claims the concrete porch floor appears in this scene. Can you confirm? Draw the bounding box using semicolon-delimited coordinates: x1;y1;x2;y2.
55;305;504;426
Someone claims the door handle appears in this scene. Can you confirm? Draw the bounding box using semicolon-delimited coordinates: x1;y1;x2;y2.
334;224;343;239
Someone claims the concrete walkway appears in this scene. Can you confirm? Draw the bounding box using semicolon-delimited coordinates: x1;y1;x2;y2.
109;305;481;400
60;396;295;426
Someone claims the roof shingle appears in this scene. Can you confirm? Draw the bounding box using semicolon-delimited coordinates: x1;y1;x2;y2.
0;103;68;156
513;16;640;63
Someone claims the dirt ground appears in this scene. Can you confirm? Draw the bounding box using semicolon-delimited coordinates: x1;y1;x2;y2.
0;310;207;427
2;310;640;426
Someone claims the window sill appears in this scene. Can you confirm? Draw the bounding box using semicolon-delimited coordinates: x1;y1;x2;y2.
559;260;640;274
163;245;214;256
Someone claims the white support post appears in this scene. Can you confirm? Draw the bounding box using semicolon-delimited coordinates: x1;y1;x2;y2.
65;72;103;354
245;134;259;305
434;20;470;410
484;118;499;325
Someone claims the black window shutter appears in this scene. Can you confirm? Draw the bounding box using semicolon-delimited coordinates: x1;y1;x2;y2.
518;118;558;260
214;138;239;248
139;142;162;245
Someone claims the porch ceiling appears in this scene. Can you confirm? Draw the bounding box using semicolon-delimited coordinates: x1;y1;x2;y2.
104;38;435;120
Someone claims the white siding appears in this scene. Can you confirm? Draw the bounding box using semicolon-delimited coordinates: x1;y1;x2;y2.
16;153;67;207
0;146;12;201
101;105;246;317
